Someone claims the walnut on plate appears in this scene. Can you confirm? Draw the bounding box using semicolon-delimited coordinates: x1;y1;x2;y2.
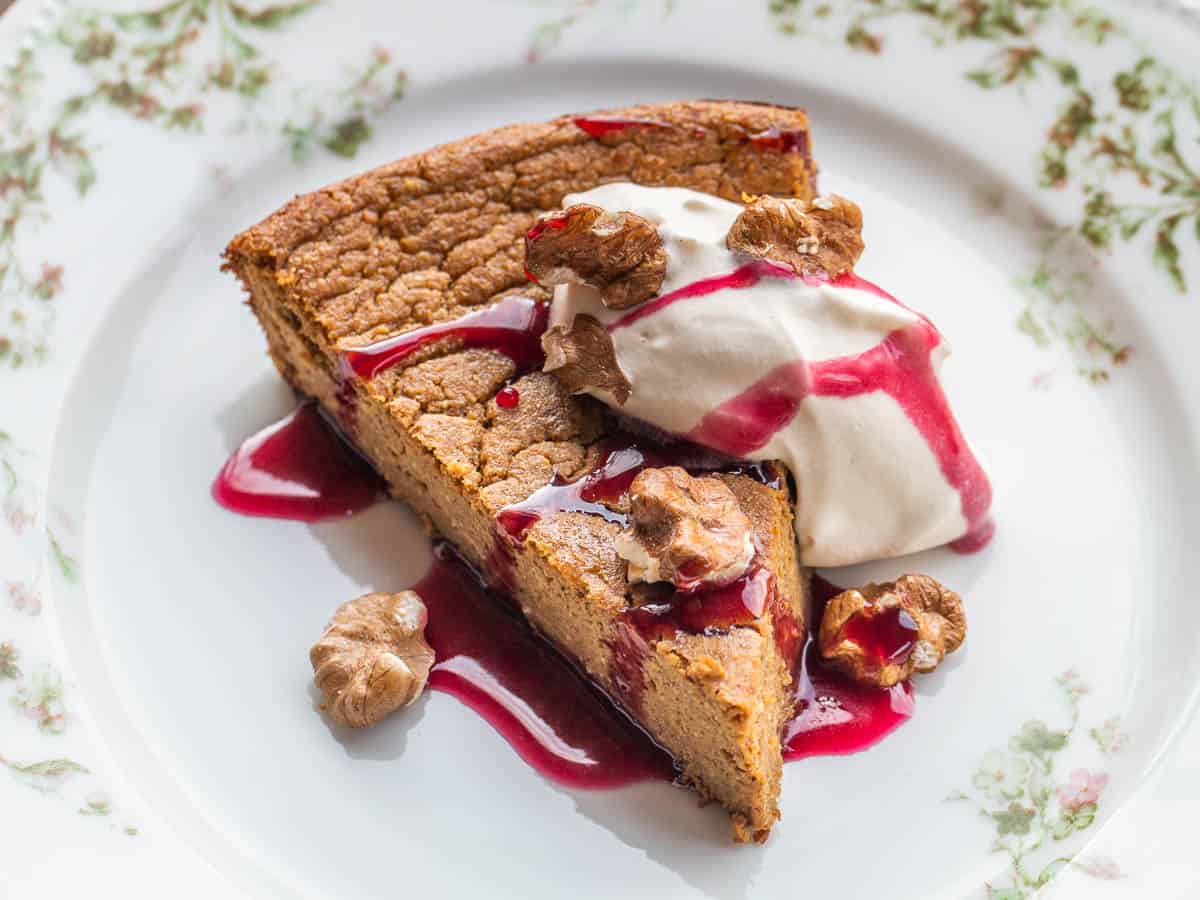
525;203;667;310
818;574;965;688
726;193;864;278
615;466;756;591
310;590;435;728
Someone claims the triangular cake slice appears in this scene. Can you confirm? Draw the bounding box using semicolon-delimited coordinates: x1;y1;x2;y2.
225;101;816;841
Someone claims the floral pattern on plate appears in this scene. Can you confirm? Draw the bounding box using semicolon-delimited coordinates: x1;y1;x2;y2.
0;0;404;840
1;0;1197;895
950;669;1126;896
530;0;1200;383
0;0;406;367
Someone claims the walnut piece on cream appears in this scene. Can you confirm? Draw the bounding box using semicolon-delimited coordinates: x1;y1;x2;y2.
615;467;756;591
310;590;435;728
817;574;966;688
726;194;864;278
541;314;632;405
525;203;667;310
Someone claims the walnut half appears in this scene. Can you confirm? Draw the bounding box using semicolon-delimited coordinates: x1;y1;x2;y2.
615;467;756;591
310;591;435;728
818;574;965;688
542;314;632;405
726;194;864;278
525;203;667;310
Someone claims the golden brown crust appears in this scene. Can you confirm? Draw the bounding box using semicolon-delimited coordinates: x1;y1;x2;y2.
225;100;814;841
225;100;816;351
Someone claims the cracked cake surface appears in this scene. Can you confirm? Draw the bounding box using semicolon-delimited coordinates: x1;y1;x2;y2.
224;100;817;841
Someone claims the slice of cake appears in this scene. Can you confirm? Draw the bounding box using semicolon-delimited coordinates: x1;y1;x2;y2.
224;101;818;841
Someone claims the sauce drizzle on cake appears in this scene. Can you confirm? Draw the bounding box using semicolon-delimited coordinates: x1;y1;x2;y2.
784;575;915;760
340;295;550;381
214;407;917;784
494;435;778;542
571;116;671;138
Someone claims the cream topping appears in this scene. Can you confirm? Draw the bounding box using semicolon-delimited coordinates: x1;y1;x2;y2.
547;183;991;567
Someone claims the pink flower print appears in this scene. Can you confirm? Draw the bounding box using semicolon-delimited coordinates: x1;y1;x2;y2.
5;500;34;533
7;580;41;615
1057;769;1108;810
1074;854;1125;880
12;665;67;733
33;263;64;300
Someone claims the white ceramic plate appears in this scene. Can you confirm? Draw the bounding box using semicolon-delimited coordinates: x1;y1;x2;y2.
4;1;1200;897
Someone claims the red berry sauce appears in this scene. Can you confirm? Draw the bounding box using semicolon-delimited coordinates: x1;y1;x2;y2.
610;567;783;713
494;435;777;543
571;116;670;138
525;213;569;244
609;259;795;334
214;405;913;781
840;604;920;664
784;575;914;760
211;403;384;522
495;386;520;409
746;126;810;155
341;295;550;381
420;542;675;788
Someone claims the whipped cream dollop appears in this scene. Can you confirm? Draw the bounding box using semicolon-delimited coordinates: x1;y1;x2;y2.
545;183;992;567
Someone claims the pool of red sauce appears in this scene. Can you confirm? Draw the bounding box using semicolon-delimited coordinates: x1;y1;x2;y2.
211;403;385;521
214;404;916;785
214;222;997;786
784;576;914;760
420;542;676;788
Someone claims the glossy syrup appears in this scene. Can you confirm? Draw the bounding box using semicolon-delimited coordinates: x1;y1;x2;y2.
495;386;521;409
417;548;912;785
608;259;795;334
784;575;914;760
420;543;676;788
610;567;783;714
211;403;384;521
488;441;655;593
494;435;778;544
746;126;810;155
341;295;550;381
214;405;912;782
841;604;919;663
571;116;670;138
